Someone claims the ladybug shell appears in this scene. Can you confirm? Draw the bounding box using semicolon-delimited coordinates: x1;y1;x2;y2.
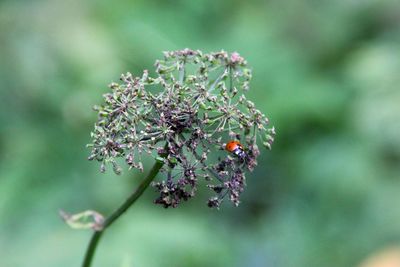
225;140;242;152
225;140;246;158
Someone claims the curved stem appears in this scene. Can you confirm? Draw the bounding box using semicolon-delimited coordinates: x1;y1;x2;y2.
81;160;164;267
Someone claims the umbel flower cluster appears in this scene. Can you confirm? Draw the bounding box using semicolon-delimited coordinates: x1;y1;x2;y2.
88;49;275;208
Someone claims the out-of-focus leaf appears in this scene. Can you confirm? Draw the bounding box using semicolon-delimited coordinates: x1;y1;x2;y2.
59;210;105;231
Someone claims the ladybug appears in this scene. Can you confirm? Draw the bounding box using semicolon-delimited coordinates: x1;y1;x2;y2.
225;140;247;160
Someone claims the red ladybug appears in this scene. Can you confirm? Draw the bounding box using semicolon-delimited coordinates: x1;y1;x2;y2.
225;140;247;159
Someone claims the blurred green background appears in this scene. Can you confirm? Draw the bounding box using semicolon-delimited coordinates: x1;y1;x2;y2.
1;0;400;266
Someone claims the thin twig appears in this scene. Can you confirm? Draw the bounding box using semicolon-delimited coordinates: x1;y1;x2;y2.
81;159;164;267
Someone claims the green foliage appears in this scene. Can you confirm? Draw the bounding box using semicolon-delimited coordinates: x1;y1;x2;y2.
1;0;400;266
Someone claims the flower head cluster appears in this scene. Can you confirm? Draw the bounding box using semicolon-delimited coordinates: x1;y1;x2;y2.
88;49;275;208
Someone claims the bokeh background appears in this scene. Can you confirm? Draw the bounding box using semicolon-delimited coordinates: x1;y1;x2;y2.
1;0;400;266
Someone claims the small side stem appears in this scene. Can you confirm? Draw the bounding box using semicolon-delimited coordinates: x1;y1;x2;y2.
208;68;227;93
81;160;164;267
178;59;186;85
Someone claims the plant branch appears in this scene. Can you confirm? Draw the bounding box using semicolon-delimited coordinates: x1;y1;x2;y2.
81;159;164;267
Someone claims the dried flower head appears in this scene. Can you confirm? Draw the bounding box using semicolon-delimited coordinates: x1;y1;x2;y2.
88;49;275;208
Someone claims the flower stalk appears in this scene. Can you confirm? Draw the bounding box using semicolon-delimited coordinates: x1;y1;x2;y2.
81;159;164;267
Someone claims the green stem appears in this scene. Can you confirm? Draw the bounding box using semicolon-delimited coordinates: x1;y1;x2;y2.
81;160;164;267
178;59;186;85
208;68;227;93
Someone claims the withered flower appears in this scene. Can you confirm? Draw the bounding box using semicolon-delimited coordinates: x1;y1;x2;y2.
88;49;275;208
